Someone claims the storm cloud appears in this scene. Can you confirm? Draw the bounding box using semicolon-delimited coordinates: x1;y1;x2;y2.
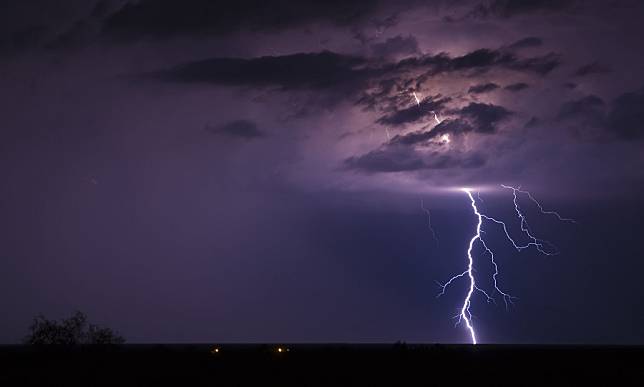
376;95;451;126
573;61;611;77
470;0;578;18
398;49;561;77
3;0;644;346
344;143;487;173
507;36;543;50
157;47;561;93
370;35;419;58
346;101;511;174
458;102;513;133
103;0;387;39
553;88;644;141
468;82;500;94
504;82;530;92
157;51;371;90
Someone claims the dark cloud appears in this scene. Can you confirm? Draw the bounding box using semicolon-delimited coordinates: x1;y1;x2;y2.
507;52;561;75
387;102;512;146
355;48;560;114
374;102;513;150
343;143;486;173
471;0;577;18
468;82;500;94
156;47;562;100
205;120;265;139
390;119;474;145
504;82;530;92
556;95;606;126
508;36;543;50
103;0;385;40
606;87;644;140
555;89;644;141
354;78;402;111
345;101;512;173
376;95;451;126
370;35;419;58
573;61;611;77
157;51;371;90
149;46;556;130
433;49;515;72
0;0;400;53
356;78;402;112
343;145;426;172
459;102;513;133
410;49;561;76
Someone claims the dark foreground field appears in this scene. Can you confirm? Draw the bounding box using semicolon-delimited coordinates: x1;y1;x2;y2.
1;344;642;386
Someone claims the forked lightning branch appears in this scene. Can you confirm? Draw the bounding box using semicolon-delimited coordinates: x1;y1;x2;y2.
435;185;574;344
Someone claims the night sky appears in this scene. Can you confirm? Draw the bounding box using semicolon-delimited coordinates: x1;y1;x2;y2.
2;0;644;344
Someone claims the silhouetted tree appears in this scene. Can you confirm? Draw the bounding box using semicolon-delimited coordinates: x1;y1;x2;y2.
24;311;125;345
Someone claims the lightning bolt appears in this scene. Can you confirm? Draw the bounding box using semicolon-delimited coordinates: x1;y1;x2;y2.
430;111;441;124
420;199;439;245
436;185;574;344
501;184;577;224
457;189;480;344
411;91;441;125
412;91;421;106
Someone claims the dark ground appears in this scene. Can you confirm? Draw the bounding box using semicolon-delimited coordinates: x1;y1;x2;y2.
1;344;642;386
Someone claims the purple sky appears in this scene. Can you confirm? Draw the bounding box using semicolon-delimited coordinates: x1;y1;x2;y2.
1;0;644;344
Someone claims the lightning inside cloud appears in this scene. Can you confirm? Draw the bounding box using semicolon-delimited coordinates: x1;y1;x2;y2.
412;91;421;106
431;111;441;125
411;91;441;125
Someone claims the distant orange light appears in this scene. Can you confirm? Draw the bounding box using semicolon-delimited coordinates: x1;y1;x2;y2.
277;347;283;353
211;347;220;354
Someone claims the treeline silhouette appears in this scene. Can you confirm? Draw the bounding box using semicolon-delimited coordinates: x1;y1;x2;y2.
23;311;124;345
